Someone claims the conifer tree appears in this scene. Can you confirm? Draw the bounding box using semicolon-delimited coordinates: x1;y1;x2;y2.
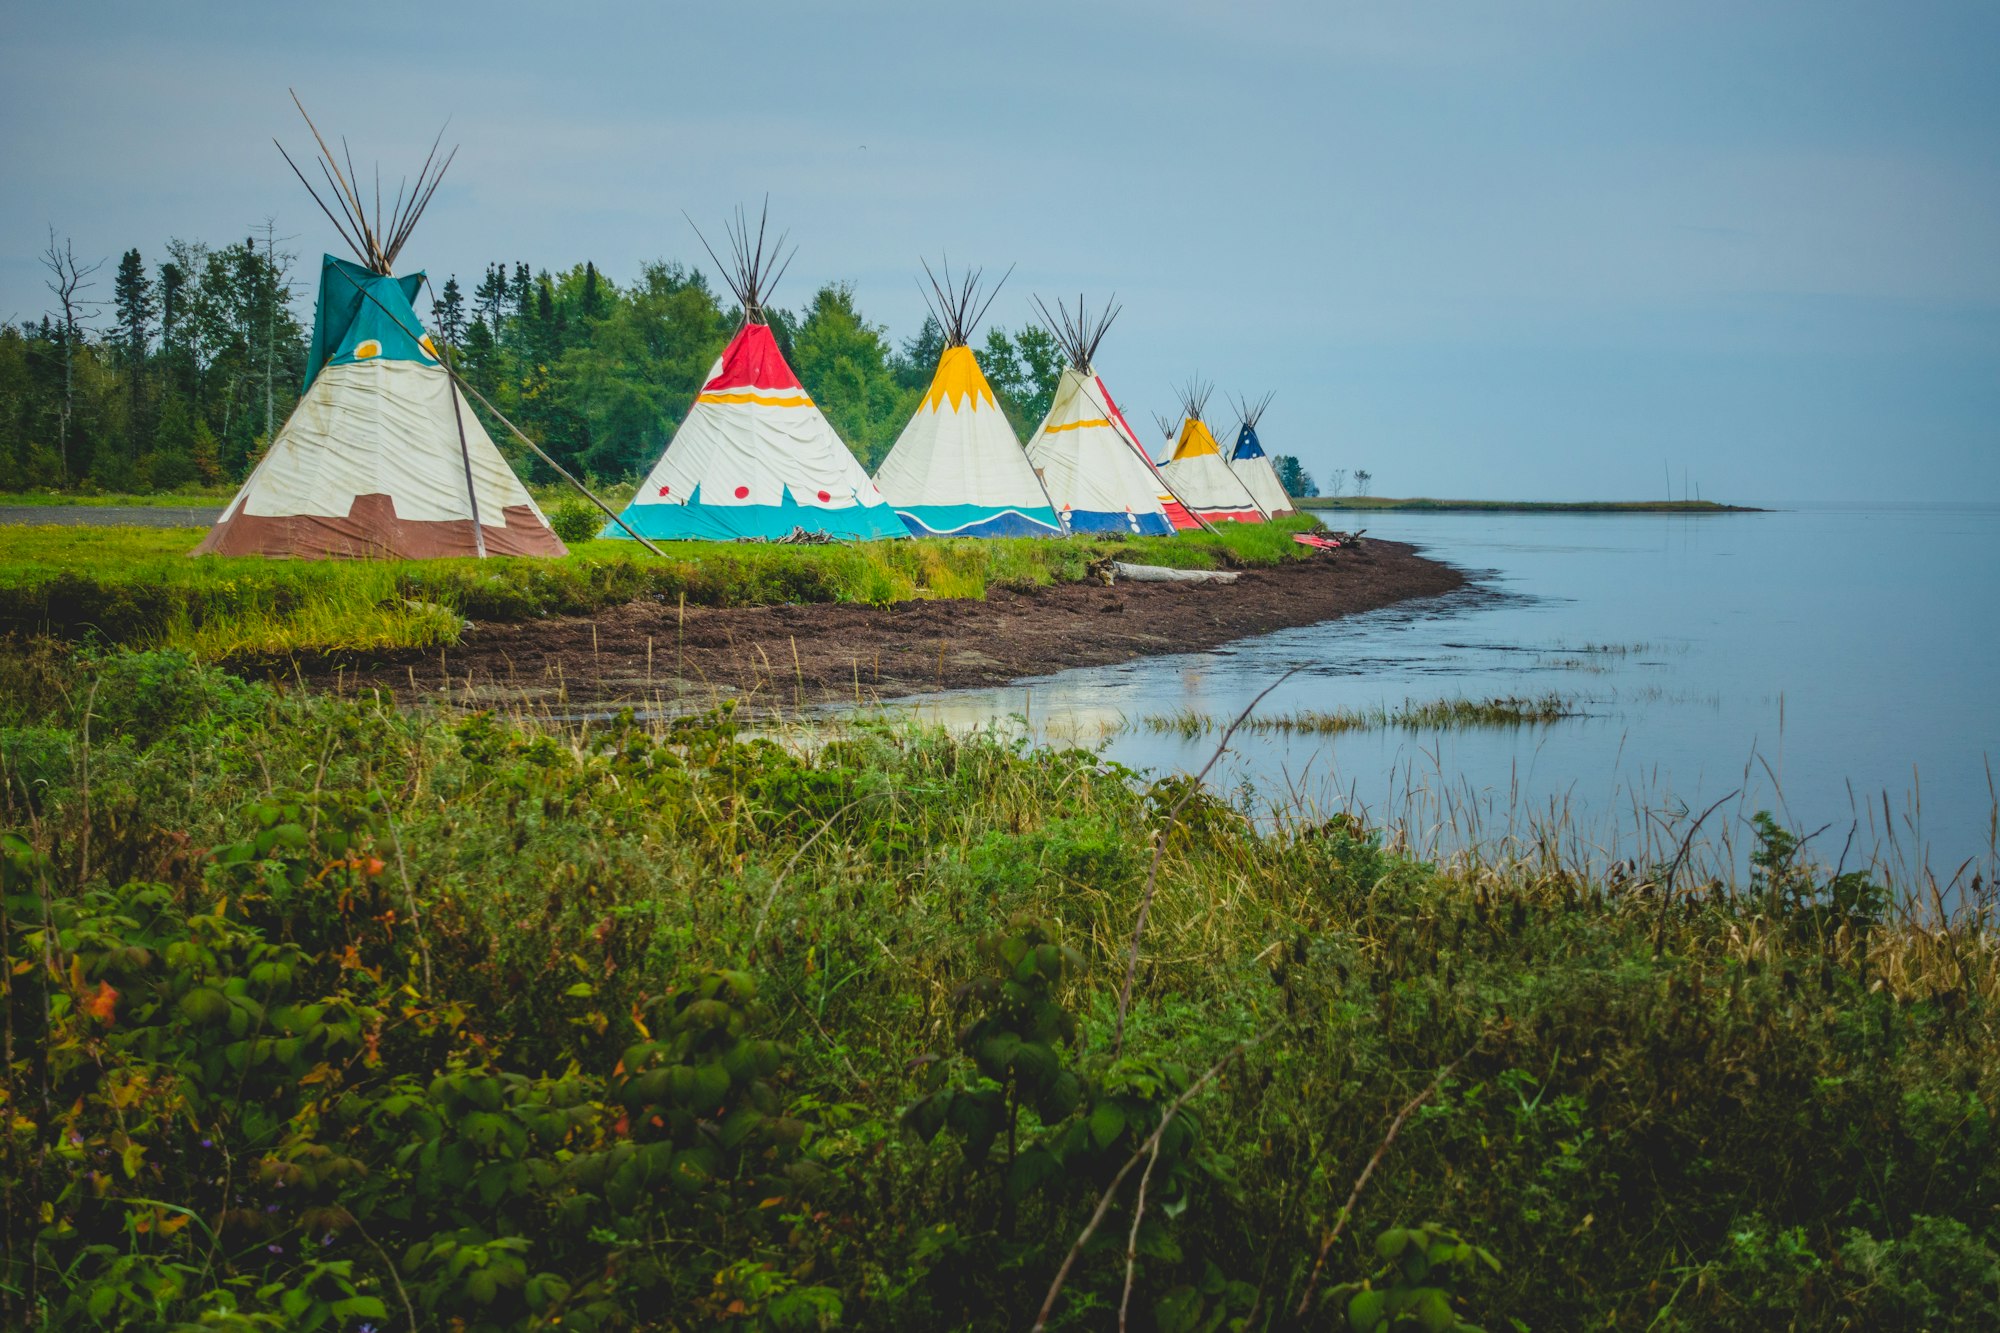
112;249;156;368
433;276;466;348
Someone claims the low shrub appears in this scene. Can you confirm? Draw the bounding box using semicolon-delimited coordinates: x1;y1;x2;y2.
4;648;1988;1329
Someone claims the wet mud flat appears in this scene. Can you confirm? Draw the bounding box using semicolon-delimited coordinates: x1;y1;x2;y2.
305;540;1466;713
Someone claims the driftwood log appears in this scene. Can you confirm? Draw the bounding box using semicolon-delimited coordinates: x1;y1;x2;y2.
1109;562;1241;585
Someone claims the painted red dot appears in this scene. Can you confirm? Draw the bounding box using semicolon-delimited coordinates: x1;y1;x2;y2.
658;484;671;496
733;485;750;499
816;490;831;502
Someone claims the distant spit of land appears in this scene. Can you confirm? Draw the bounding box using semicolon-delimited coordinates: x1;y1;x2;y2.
1299;496;1763;513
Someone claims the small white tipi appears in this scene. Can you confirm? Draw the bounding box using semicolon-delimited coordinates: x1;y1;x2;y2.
874;259;1062;537
1227;392;1297;518
1023;296;1185;537
1157;378;1267;525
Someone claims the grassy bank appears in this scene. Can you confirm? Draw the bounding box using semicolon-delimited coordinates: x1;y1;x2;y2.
0;517;1321;661
1300;497;1761;513
2;645;1995;1330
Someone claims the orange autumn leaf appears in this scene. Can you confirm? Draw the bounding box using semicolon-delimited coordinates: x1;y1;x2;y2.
84;981;118;1025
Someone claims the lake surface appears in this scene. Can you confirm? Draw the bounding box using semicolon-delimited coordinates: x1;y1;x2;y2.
880;503;1999;901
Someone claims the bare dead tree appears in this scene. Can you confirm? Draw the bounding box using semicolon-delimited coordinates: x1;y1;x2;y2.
1326;468;1348;498
1354;468;1373;497
40;228;105;483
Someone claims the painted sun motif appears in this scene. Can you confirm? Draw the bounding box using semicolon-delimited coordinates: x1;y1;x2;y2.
419;334;439;359
353;339;383;360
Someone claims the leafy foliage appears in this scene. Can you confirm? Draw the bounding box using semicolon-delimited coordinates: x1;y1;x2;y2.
546;497;602;546
1327;1224;1501;1331
0;648;1995;1330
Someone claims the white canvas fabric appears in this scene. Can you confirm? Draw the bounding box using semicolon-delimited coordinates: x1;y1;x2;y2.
1025;367;1177;535
636;395;883;509
220;360;537;524
1161;452;1265;518
874;346;1060;535
1232;454;1296;517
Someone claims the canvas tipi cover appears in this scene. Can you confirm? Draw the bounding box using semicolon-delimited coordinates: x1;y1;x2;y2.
604;204;906;543
1022;296;1184;537
873;260;1060;538
195;255;564;559
1157;381;1266;525
605;323;906;542
1228;393;1296;517
1026;367;1179;535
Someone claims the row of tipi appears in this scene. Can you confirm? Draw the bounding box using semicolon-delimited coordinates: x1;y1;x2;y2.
197;115;1297;561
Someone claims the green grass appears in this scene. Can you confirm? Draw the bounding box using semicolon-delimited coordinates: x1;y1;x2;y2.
1300;496;1761;513
1143;692;1582;737
0;515;1325;660
2;646;1993;1330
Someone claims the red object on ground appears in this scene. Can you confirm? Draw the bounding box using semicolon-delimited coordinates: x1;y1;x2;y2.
1292;532;1345;550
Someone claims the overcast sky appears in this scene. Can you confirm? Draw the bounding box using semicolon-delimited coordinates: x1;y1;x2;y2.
5;0;1995;502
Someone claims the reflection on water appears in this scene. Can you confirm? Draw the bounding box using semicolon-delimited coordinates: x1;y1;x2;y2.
864;504;2000;900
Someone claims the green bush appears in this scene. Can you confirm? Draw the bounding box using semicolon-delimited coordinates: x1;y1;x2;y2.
547;498;603;546
1;648;1993;1330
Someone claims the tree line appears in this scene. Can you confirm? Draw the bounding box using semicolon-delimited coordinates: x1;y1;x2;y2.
2;227;306;492
1;230;1319;497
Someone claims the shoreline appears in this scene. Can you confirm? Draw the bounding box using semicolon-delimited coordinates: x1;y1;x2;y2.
303;539;1466;711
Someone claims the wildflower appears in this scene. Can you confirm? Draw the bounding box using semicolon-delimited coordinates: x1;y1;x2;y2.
266;1242;284;1254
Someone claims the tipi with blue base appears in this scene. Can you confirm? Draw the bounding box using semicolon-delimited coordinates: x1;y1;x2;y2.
873;259;1061;538
604;205;906;544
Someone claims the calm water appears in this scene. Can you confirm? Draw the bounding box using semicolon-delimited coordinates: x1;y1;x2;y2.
881;504;1999;895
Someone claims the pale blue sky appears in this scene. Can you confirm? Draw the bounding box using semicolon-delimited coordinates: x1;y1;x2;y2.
5;1;1995;501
